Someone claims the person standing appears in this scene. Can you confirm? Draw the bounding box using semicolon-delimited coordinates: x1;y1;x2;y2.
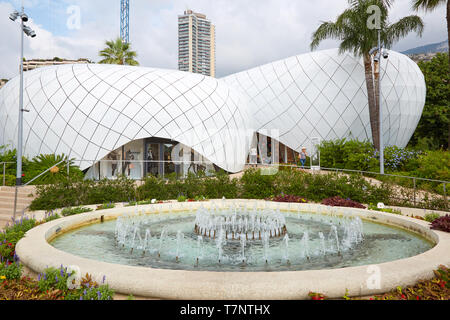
298;147;308;169
108;151;118;177
250;147;258;168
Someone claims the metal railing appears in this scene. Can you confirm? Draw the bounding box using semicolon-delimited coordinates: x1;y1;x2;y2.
22;159;67;186
256;163;448;211
0;162;15;186
319;166;448;208
3;159;448;214
12;159;70;223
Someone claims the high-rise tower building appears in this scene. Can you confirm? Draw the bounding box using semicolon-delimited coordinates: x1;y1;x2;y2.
178;10;215;77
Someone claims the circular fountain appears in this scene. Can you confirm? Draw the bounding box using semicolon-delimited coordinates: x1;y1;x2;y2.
15;200;450;299
110;204;368;271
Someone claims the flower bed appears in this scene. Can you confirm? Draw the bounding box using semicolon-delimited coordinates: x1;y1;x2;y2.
0;217;114;300
267;194;308;203
308;265;449;300
372;265;449;300
431;215;450;233
321;196;366;209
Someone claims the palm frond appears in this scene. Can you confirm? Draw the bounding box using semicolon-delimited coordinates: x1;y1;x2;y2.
310;22;343;50
412;0;446;11
385;15;424;48
348;0;394;9
98;37;139;66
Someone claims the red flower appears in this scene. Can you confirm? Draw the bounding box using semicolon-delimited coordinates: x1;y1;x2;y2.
401;294;406;300
416;296;420;300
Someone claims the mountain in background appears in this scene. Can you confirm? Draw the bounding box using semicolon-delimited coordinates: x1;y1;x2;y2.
402;40;448;55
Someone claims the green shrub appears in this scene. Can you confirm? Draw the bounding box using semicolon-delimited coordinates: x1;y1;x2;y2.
240;169;276;199
126;199;155;207
37;267;71;293
0;218;36;247
318;139;448;197
413;151;449;182
0;174;16;186
97;203;116;210
30;176;136;211
61;207;93;217
68;284;115;301
23;154;84;185
136;175;172;201
202;171;238;199
44;212;61;222
177;195;187;202
37;266;114;300
29;165;443;212
0;261;22;280
424;213;441;223
368;204;402;215
319;139;378;171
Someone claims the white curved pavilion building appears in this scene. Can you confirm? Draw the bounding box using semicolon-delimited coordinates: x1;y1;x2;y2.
0;48;426;177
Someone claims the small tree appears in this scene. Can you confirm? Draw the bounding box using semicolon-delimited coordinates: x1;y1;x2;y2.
99;37;139;66
311;0;424;151
412;0;449;72
409;53;450;150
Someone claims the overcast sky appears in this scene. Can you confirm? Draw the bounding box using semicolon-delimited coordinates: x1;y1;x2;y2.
0;0;447;79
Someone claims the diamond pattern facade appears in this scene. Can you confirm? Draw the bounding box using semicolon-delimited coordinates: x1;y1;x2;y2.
0;48;426;173
0;64;252;173
223;48;426;152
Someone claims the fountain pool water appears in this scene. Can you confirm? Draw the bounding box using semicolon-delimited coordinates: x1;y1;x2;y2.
50;204;433;272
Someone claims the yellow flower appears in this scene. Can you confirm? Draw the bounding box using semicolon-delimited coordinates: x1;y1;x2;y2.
0;276;6;280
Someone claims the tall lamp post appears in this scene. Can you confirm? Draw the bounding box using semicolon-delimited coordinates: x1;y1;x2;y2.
9;5;36;223
369;30;388;175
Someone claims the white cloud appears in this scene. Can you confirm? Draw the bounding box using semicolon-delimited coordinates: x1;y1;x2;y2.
0;0;447;79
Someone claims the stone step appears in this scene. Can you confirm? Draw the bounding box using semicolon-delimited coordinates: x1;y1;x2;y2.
0;194;33;201
0;213;15;223
0;208;29;216
0;195;32;202
0;221;7;230
0;186;36;191
0;202;33;210
0;202;29;210
0;195;34;202
0;186;36;194
0;190;35;196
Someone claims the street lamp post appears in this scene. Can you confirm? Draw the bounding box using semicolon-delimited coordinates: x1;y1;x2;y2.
370;30;387;175
10;4;36;223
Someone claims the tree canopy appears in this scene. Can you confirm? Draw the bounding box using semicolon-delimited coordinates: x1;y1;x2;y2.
98;38;139;66
409;53;449;150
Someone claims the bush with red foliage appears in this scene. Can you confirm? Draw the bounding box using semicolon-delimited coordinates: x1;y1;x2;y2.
431;215;450;233
267;194;308;203
321;196;366;209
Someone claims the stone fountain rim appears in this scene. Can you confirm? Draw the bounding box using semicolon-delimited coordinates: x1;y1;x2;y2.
16;200;450;300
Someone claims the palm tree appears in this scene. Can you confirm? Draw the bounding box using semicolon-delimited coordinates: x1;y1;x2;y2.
99;38;139;66
311;0;424;151
412;0;449;72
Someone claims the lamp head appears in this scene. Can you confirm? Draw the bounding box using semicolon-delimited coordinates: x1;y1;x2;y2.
369;47;378;56
23;25;36;38
9;11;19;21
21;13;29;22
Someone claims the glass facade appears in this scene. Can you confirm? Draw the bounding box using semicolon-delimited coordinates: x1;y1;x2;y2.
85;138;217;180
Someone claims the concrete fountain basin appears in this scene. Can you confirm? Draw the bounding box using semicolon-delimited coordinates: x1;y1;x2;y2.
16;200;450;300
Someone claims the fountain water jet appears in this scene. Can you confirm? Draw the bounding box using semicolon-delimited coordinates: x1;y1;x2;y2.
176;231;184;262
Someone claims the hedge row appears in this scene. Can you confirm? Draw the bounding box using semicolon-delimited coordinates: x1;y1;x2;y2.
30;169;393;211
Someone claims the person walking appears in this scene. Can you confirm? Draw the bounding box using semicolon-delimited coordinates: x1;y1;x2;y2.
298;147;308;169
